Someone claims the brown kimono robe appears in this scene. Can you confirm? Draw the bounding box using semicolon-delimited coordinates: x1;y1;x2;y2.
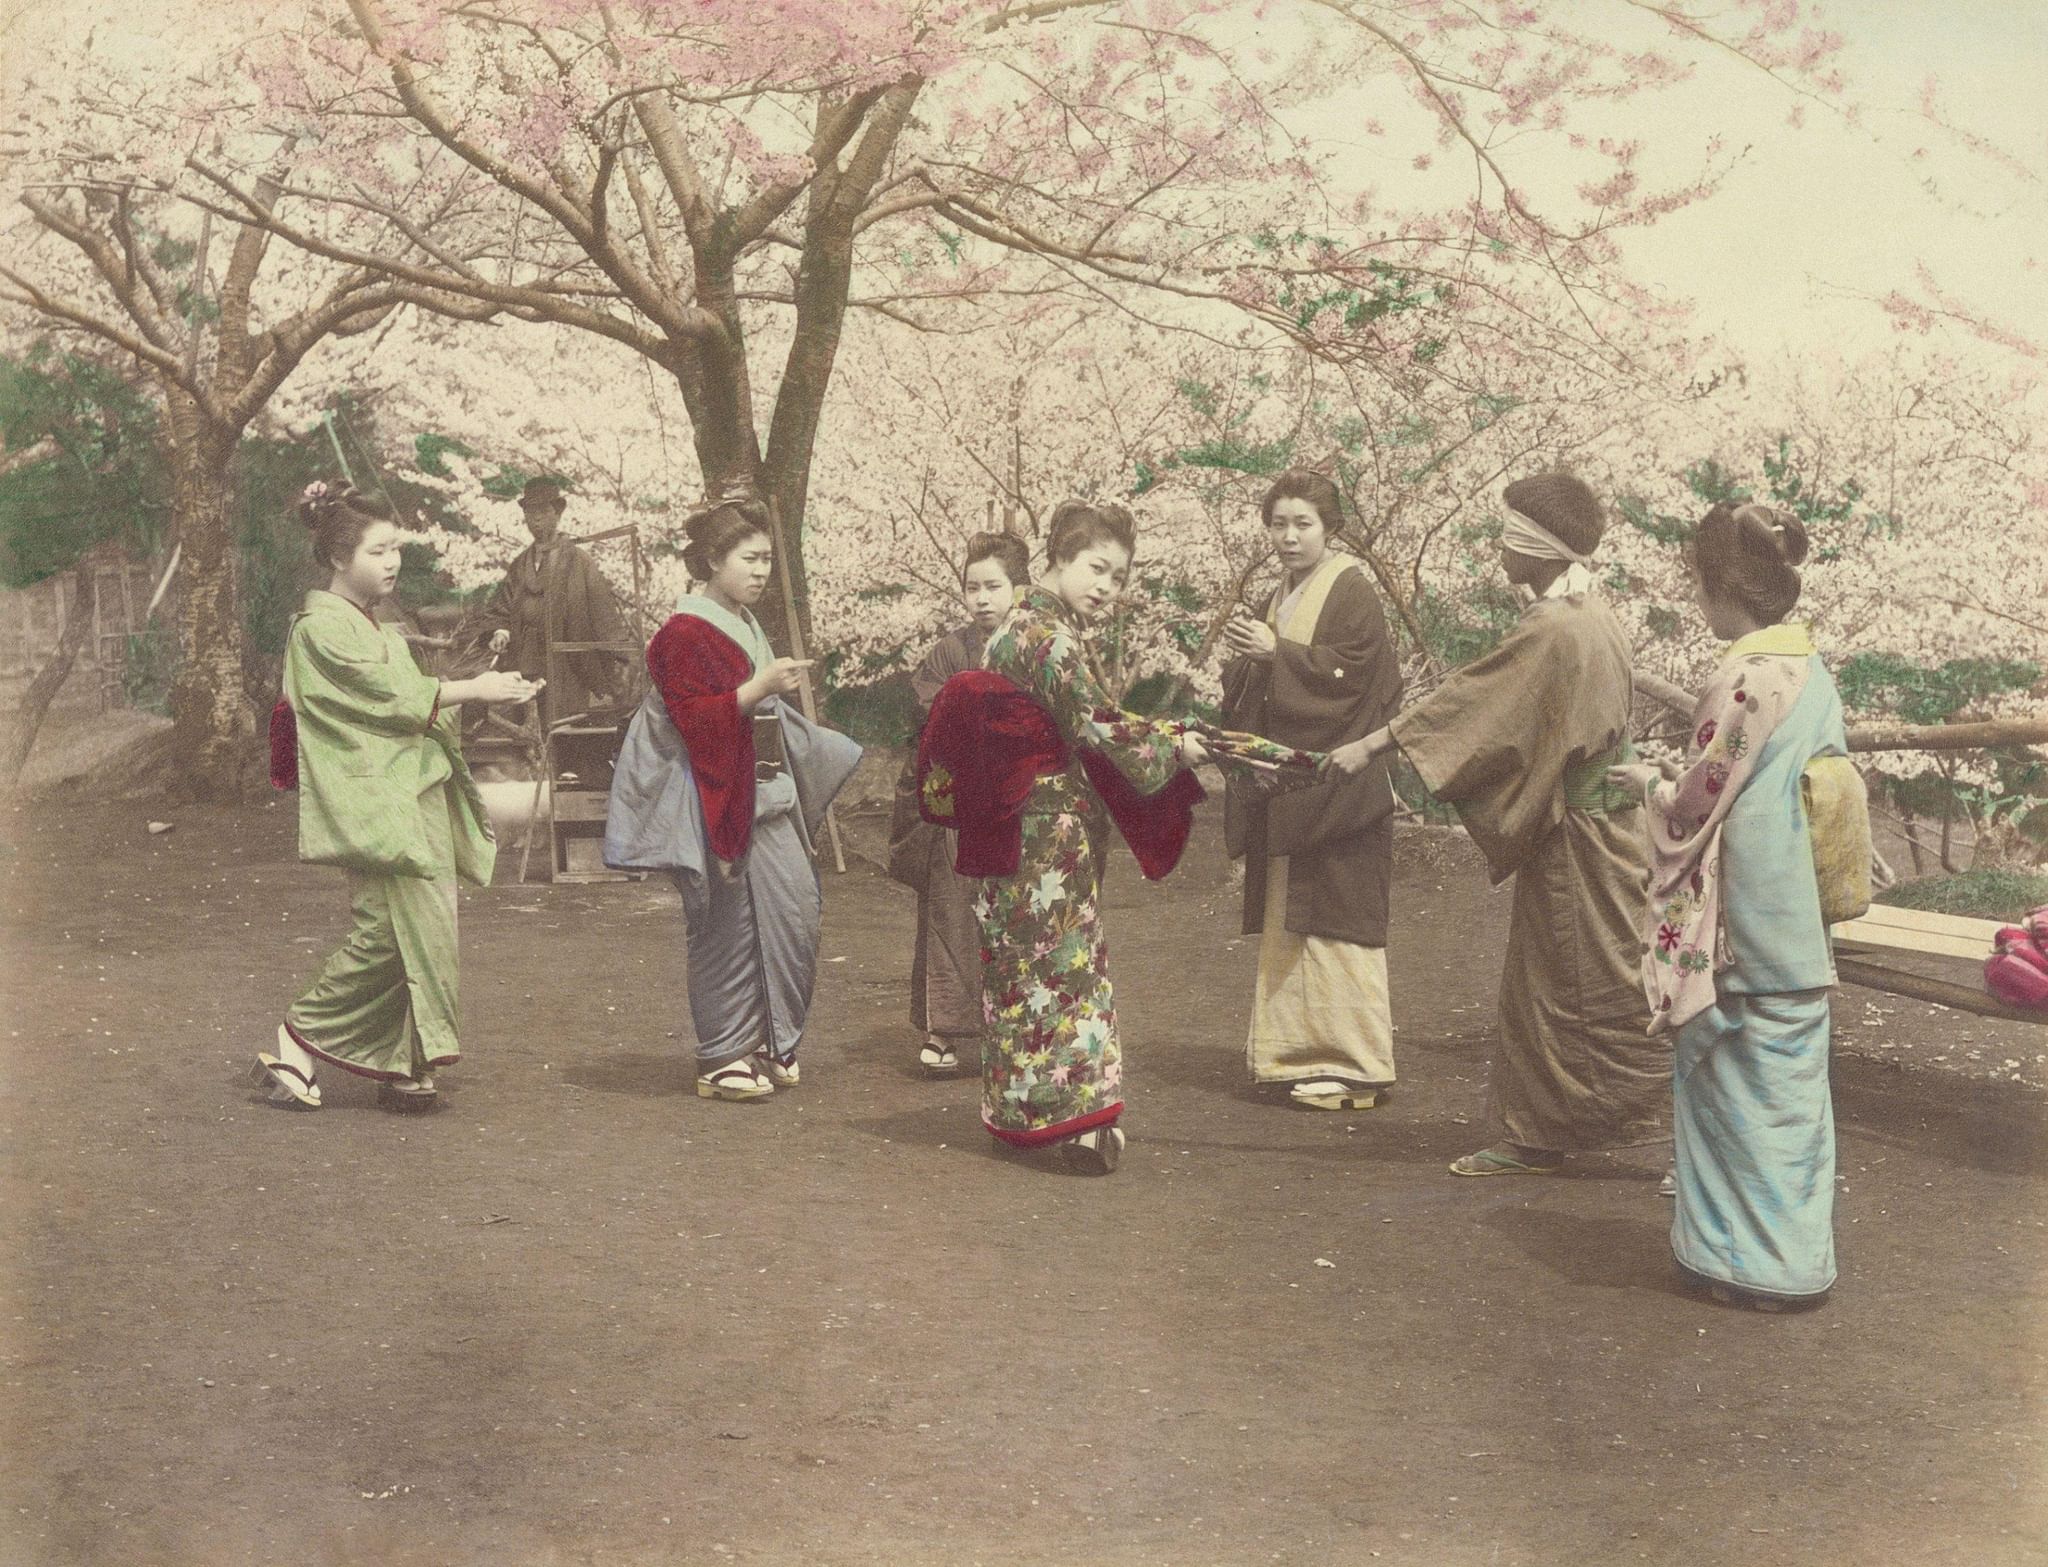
1223;554;1404;1088
1390;591;1666;1152
1223;555;1403;945
886;624;989;1042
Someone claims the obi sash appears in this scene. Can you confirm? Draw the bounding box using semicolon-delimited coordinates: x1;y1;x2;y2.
1563;740;1640;816
916;670;1204;880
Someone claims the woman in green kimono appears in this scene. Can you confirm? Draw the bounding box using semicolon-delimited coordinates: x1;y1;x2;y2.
967;502;1213;1174
253;482;542;1112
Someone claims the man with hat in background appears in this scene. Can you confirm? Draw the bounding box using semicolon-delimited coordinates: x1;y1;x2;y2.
462;477;631;728
1326;471;1665;1179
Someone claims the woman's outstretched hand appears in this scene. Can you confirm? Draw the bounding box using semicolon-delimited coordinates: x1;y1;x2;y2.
442;670;545;707
1606;763;1660;796
739;657;814;710
1323;727;1391;777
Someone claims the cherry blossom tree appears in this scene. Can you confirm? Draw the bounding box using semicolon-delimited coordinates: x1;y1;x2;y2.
187;0;1844;654
0;8;494;794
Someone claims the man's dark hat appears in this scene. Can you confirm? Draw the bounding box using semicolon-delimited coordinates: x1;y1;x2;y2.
520;477;566;509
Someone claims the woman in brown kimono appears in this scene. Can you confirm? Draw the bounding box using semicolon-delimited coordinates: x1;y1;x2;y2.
1222;471;1404;1110
887;531;1032;1075
1327;472;1663;1176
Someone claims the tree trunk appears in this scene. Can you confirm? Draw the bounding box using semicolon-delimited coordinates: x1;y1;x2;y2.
761;228;859;657
2;561;99;794
1902;808;1926;875
163;411;256;800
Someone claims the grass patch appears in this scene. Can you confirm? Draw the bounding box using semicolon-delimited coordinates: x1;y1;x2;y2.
1877;868;2048;921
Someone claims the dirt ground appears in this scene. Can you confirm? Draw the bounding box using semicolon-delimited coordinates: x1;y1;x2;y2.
1;789;2043;1567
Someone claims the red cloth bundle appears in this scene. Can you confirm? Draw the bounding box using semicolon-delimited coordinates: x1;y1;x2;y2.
1985;909;2048;1012
916;670;1203;880
268;698;298;791
646;613;758;863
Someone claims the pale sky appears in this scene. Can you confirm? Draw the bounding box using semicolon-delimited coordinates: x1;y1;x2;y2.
1250;0;2046;371
1616;0;2048;364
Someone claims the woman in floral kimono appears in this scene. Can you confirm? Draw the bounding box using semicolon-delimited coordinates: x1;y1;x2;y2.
916;503;1213;1174
886;531;1031;1076
254;482;542;1113
603;500;862;1101
1222;471;1404;1111
1610;504;1851;1310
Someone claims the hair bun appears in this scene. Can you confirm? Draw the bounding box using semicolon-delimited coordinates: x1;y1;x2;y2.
295;479;359;529
1772;510;1810;568
1731;503;1808;568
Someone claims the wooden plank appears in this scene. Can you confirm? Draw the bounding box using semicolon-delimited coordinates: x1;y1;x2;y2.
1833;927;1998;960
549;791;611;823
1842;905;2003;938
1834;955;2046;1026
1632;672;2047;752
1832;905;2003;959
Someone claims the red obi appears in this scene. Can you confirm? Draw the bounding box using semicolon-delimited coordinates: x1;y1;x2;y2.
915;669;1204;880
647;613;758;862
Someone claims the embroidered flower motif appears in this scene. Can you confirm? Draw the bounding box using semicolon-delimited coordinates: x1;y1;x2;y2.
1726;732;1750;759
1695;718;1717;749
1703;762;1730;796
921;764;955;818
1677;946;1711;974
1657;923;1682;952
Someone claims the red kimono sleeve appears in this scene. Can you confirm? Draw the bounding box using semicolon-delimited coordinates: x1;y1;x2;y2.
646;614;758;862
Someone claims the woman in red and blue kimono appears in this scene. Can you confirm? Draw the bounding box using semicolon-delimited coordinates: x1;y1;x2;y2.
604;500;862;1101
919;503;1315;1174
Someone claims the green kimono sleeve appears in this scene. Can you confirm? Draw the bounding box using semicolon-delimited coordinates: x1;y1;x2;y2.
292;616;442;740
1022;617;1182;798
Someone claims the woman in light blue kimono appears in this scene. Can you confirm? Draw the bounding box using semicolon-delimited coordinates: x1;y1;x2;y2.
604;500;862;1101
1612;503;1850;1310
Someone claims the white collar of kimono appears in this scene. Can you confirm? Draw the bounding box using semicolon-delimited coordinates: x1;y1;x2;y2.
1501;506;1594;566
674;592;770;673
1512;561;1599;608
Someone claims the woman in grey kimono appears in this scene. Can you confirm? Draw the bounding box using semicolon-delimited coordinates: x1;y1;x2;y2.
604;501;862;1100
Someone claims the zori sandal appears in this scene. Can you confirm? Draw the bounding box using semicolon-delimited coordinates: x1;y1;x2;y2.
251;1025;321;1110
697;1060;774;1101
753;1047;800;1089
1448;1145;1563;1177
377;1073;439;1112
918;1037;960;1076
1058;1125;1125;1176
1288;1079;1386;1111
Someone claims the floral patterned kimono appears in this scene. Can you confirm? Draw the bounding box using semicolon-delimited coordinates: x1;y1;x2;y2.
1637;622;1848;1302
969;589;1192;1146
